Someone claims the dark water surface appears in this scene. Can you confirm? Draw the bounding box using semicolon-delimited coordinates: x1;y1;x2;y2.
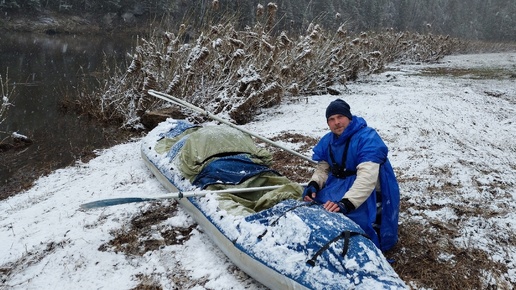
0;32;137;192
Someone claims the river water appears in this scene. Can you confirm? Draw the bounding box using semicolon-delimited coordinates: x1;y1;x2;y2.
0;32;137;192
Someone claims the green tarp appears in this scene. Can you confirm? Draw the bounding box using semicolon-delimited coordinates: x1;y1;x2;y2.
156;124;302;216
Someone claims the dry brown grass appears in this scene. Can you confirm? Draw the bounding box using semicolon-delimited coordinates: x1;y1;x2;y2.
98;201;194;256
265;131;318;183
388;206;511;290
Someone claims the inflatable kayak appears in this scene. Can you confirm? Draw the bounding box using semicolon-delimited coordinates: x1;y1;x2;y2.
141;118;407;290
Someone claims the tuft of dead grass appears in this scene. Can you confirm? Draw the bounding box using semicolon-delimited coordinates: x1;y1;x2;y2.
388;216;510;290
419;67;516;80
99;201;194;256
263;131;318;183
132;276;163;290
0;240;70;285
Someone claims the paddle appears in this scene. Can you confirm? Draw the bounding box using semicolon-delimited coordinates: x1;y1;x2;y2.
148;90;317;164
80;184;304;209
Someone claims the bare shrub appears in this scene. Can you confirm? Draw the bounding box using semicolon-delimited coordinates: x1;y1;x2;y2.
1;70;16;146
1;71;14;129
76;10;463;129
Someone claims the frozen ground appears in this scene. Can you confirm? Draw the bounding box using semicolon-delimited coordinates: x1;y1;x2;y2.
1;52;515;289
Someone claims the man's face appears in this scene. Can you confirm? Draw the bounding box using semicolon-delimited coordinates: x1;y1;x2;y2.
327;114;350;136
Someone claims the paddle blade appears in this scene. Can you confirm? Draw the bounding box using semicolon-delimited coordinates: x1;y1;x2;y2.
80;197;156;209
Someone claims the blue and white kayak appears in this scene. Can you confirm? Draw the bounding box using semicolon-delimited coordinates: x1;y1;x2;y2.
141;119;407;290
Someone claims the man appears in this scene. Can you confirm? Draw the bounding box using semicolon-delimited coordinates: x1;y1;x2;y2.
303;99;400;251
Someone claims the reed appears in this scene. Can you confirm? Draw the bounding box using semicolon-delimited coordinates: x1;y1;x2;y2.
0;70;15;142
75;4;464;129
0;71;14;125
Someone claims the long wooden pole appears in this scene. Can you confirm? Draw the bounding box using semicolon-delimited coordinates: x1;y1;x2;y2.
148;90;316;164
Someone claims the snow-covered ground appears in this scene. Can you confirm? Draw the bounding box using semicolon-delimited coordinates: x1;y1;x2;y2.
1;52;515;289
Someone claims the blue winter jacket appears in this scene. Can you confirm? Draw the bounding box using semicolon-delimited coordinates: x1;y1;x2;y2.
312;116;400;251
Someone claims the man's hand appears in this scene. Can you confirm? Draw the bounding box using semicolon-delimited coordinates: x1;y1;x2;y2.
323;201;341;212
302;181;319;201
323;198;356;214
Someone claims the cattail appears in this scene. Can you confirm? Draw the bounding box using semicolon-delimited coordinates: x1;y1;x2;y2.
229;38;245;48
280;65;290;76
262;56;274;71
212;38;223;49
287;83;299;95
261;38;275;52
178;24;186;37
278;31;292;47
309;25;321;41
127;55;141;74
153;51;162;69
166;75;181;94
337;25;347;37
143;71;158;91
256;4;264;17
262;81;282;97
186;46;210;68
369;51;382;58
210;25;220;35
295;49;312;61
233;49;245;59
266;3;278;31
163;32;174;46
306;23;314;34
212;0;219;10
267;2;278;15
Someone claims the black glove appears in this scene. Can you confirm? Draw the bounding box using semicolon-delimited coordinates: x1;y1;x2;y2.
337;198;356;214
302;181;320;200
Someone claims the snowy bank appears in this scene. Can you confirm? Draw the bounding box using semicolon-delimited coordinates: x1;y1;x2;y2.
1;53;515;289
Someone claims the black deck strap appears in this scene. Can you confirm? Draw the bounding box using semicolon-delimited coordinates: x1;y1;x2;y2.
328;133;357;179
307;230;370;267
341;230;351;258
257;201;317;240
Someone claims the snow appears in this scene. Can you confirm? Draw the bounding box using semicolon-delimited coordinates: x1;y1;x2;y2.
10;132;29;141
1;52;515;289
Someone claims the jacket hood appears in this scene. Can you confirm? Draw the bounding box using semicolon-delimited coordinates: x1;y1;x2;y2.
332;116;367;144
